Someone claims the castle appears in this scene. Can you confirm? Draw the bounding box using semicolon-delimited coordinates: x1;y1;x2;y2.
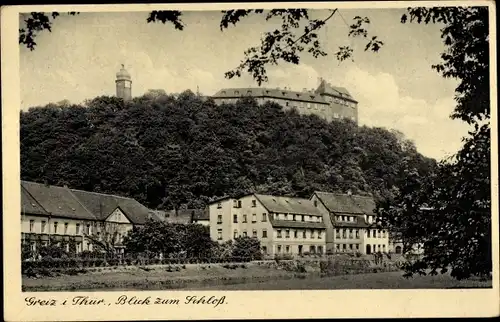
115;65;358;124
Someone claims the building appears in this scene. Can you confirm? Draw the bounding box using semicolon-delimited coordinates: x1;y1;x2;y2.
310;191;389;255
208;194;326;256
212;78;359;124
116;64;132;101
21;181;155;254
149;208;209;226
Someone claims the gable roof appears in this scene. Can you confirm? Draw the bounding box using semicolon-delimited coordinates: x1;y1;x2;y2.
255;194;323;216
21;181;97;220
69;189;151;225
313;191;376;215
21;185;49;216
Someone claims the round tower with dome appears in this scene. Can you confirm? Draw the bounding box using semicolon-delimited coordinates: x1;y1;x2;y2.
116;64;132;101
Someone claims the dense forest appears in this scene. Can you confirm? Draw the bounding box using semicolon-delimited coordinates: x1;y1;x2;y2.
21;90;436;210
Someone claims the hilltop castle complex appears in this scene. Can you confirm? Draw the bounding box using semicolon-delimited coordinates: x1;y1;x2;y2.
115;65;359;124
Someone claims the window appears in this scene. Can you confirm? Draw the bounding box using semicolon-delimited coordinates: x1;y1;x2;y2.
262;213;267;222
41;221;46;233
76;223;80;234
29;220;34;232
235;90;240;95
285;245;290;253
336;229;340;239
243;215;248;223
310;230;315;239
233;230;238;238
302;230;306;239
356;244;360;250
64;223;68;234
309;216;312;221
285;230;290;238
262;230;267;238
301;215;305;222
367;230;371;238
54;222;58;234
243;231;247;237
378;230;381;238
342;229;347;239
355;229;360;239
252;229;257;237
349;229;353;239
318;231;322;239
277;230;282;238
217;229;223;240
233;214;238;223
294;230;298;238
277;245;282;253
343;244;347;250
383;245;386;251
252;200;257;207
284;214;288;220
373;229;377;238
292;215;296;221
252;214;257;223
314;200;318;207
217;202;222;209
217;215;222;224
262;246;267;254
269;213;274;220
336;244;340;250
86;224;91;235
382;230;386;238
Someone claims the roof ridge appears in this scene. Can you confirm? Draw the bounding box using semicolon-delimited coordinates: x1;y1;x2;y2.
65;186;99;219
70;188;135;200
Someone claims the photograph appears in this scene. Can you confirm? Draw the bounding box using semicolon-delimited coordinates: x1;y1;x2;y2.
2;1;498;320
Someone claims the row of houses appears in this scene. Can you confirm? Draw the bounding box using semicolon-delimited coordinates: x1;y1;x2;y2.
208;191;396;256
20;181;208;254
21;181;407;256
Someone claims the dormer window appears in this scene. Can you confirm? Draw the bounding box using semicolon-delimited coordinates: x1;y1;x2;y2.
235;90;240;95
221;91;226;94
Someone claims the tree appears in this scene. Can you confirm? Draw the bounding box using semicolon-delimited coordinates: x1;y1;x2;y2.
232;236;263;260
377;7;491;280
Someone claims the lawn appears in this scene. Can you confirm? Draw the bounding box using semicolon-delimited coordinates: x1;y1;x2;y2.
189;271;493;290
23;263;492;291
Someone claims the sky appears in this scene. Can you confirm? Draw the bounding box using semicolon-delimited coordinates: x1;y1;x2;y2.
19;8;472;161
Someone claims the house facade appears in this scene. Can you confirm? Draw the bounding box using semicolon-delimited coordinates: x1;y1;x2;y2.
21;181;154;255
212;78;359;124
208;194;326;256
311;191;389;255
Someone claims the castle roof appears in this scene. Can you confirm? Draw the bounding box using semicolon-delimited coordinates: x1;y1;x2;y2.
212;87;329;104
315;79;357;103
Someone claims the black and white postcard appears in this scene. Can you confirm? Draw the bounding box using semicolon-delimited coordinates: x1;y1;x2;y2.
1;1;498;321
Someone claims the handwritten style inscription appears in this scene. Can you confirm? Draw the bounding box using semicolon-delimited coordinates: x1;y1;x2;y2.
25;295;227;308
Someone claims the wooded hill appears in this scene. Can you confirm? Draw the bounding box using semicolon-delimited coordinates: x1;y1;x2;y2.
21;90;436;210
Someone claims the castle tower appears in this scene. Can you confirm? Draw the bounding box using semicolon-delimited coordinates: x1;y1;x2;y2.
116;64;132;101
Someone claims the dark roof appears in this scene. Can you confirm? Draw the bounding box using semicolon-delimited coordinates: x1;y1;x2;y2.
192;208;209;221
21;181;97;220
270;219;326;229
70;189;151;224
255;194;323;216
330;214;370;228
315;79;358;103
21;181;150;224
314;191;376;215
212;87;329;104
